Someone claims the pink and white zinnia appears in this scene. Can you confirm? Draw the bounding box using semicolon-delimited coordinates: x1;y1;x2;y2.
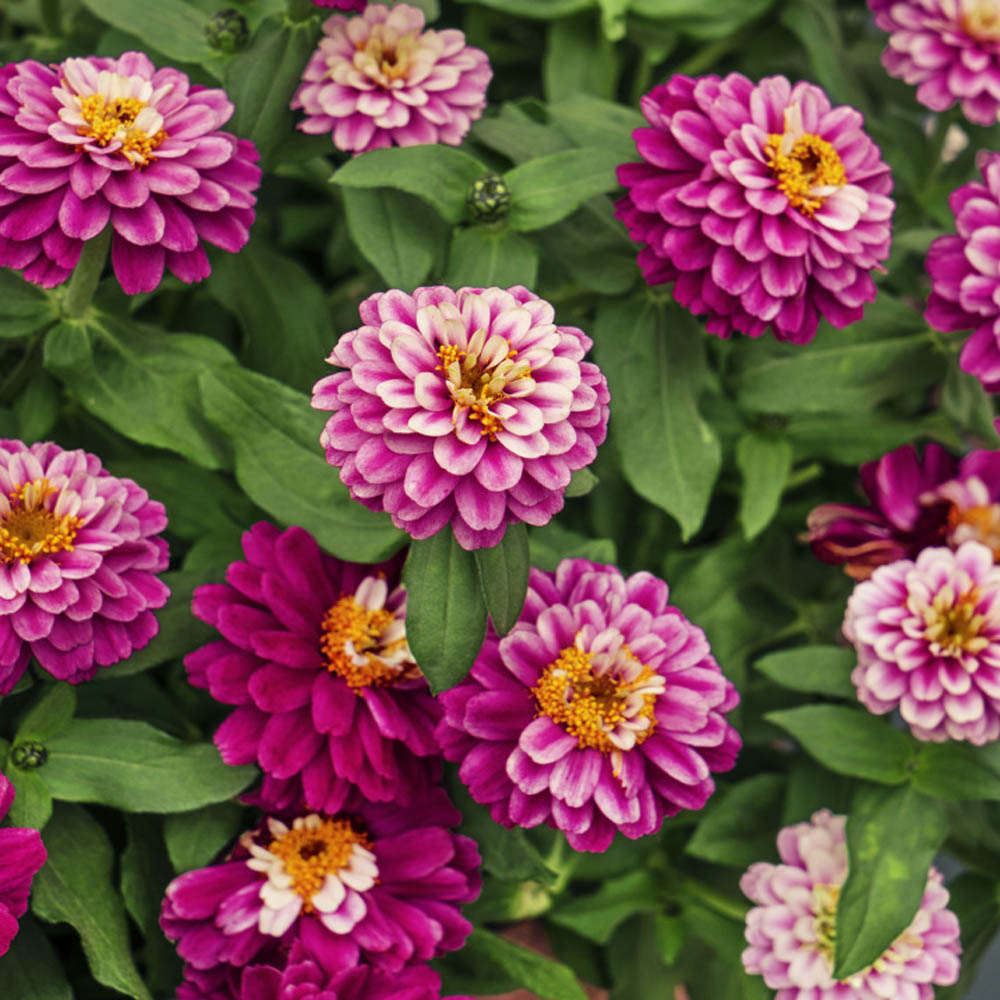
844;540;1000;744
742;810;961;1000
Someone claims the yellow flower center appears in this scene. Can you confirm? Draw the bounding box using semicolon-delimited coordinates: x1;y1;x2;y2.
765;132;846;216
531;643;660;754
961;0;1000;41
355;25;421;84
948;502;1000;561
0;479;82;565
77;94;166;167
436;336;531;441
266;817;371;913
319;594;413;691
812;883;840;966
920;585;988;657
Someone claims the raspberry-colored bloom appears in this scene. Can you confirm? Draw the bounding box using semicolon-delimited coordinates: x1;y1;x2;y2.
844;541;1000;744
742;810;961;999
312;286;610;551
160;792;481;978
616;74;894;344
291;4;491;154
0;773;47;956
0;51;260;292
808;443;1000;579
869;0;1000;126
925;151;1000;390
185;522;441;814
436;559;741;853
0;439;169;693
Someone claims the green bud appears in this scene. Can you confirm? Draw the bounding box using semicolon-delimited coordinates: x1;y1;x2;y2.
467;172;510;223
205;9;249;53
11;739;47;770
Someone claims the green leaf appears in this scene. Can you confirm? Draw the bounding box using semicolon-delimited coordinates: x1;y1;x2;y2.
549;871;661;944
225;15;321;167
472;103;572;165
474;523;529;637
753;645;857;699
403;532;488;693
43;315;232;470
164;802;245;873
911;741;1000;801
834;784;949;979
765;705;917;783
0;916;72;1000
543;14;620;102
40;719;256;812
341;187;447;291
452;0;592;15
528;521;617;571
12;371;60;441
564;466;599;498
736;431;792;539
654;914;685;966
593;297;721;540
444;226;540;288
547;94;644;163
32;802;153;1000
0;272;56;339
332;145;489;223
629;0;776;39
14;683;76;743
686;775;785;868
5;769;52;831
79;0;216;65
504;147;622;232
607;914;681;1000
941;358;999;444
198;366;404;563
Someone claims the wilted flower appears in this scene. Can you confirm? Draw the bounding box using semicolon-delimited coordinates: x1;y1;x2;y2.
312;286;610;551
616;74;894;344
869;0;1000;126
926;151;1000;390
0;439;169;693
436;559;741;852
291;4;491;154
0;773;46;956
185;523;442;814
845;541;1000;744
160;791;480;977
742;810;961;999
0;51;260;292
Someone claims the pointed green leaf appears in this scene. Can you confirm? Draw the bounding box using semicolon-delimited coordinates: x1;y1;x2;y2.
13;683;76;743
0;271;57;339
736;431;792;539
911;740;1000;801
164;802;246;873
474;523;529;637
5;770;52;831
686;775;785;868
549;871;661;943
0;916;72;1000
79;0;216;65
753;645;857;699
444;226;540;288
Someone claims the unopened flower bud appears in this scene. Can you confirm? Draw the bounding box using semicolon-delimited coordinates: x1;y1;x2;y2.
467;173;510;222
205;9;249;53
11;740;47;770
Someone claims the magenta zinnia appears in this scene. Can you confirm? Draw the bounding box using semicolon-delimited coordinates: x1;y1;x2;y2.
844;540;1000;744
742;810;961;999
291;4;491;154
311;286;610;550
436;559;741;853
160;791;481;977
0;51;260;292
616;74;894;344
0;772;47;956
185;522;442;813
869;0;1000;126
0;439;169;693
925;151;1000;390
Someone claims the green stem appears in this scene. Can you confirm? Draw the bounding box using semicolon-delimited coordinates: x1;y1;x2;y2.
676;878;749;923
61;227;110;319
39;0;60;36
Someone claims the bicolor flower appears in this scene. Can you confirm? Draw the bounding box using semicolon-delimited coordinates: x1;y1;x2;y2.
0;772;46;956
616;74;893;343
0;439;169;693
436;559;741;852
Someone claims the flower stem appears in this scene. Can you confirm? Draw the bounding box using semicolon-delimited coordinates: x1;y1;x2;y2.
62;227;110;319
39;0;60;36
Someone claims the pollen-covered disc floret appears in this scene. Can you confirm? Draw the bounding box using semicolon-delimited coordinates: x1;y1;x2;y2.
869;0;1000;126
844;541;1000;744
185;523;441;815
0;50;260;292
741;810;961;999
436;559;741;853
0;439;169;693
616;74;893;344
159;791;481;977
312;286;610;551
291;3;491;154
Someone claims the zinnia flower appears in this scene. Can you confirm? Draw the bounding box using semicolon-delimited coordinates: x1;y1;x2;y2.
615;74;894;344
808;443;1000;578
741;809;961;999
0;439;169;693
160;791;481;977
436;558;741;853
869;0;1000;126
291;3;491;154
0;772;47;956
311;286;610;551
185;522;442;814
844;540;1000;744
0;51;260;292
925;151;1000;390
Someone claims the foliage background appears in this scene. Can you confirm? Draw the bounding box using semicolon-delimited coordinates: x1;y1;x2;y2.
1;0;1000;998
